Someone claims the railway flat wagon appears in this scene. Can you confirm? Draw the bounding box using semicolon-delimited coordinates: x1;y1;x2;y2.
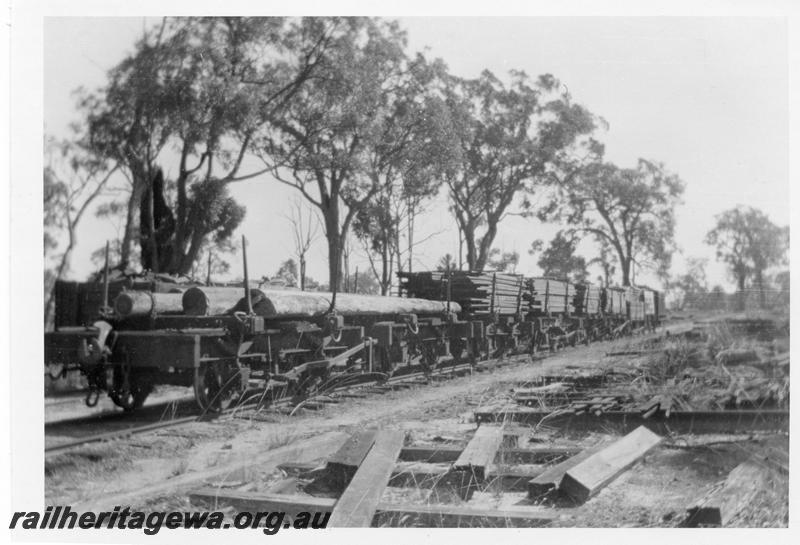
573;283;602;316
398;270;530;357
46;273;476;413
605;287;626;317
626;286;646;323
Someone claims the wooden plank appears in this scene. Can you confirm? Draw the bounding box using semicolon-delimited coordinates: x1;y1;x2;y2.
265;477;301;495
528;441;609;498
328;429;406;527
486;464;547;492
283;445;578;471
277;461;322;475
560;426;662;502
685;461;773;526
191;489;557;527
75;431;349;512
453;425;505;480
374;503;556;527
325;428;378;489
389;461;545;491
191;488;333;518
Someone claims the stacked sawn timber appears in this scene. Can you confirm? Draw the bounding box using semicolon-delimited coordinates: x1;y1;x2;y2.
626;287;645;321
524;278;575;315
573;284;601;315
397;271;447;301
399;271;524;316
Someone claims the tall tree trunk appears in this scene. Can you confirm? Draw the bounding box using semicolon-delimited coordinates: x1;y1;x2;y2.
300;255;306;291
737;274;746;311
328;231;342;292
457;223;464;270
616;251;631;287
322;198;343;292
120;182;144;269
380;244;389;295
407;207;414;273
475;221;499;271
463;226;477;271
756;270;766;309
177;230;205;276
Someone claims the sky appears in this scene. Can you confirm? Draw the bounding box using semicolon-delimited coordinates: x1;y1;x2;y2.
43;16;790;290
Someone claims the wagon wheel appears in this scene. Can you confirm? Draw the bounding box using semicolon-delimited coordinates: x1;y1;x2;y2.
449;338;468;369
109;366;152;412
419;342;439;377
375;346;395;374
194;360;243;414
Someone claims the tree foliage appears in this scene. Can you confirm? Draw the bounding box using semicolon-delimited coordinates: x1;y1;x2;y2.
444;70;598;271
80;17;328;274
254;18;456;292
531;231;587;282
705;206;789;309
487;249;520;273
669;257;708;310
542;159;684;286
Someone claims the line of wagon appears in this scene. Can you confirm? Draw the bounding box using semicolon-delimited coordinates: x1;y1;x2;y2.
46;264;664;414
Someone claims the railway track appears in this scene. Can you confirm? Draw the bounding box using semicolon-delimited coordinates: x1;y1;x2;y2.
44;351;539;455
45;322;692;456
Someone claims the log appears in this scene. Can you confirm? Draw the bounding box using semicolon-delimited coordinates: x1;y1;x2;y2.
560;426;662;502
256;290;461;318
328;429;406;527
113;290;185;318
685;460;773;526
183;286;461;317
182;286;255;316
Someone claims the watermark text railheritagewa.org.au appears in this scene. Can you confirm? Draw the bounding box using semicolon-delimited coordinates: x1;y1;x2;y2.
9;505;330;534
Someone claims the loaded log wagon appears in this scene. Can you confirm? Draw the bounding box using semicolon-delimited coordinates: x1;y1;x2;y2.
45;274;468;413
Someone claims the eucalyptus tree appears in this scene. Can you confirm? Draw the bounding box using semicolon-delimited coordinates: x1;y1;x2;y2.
79;17;333;274
252;18;453;291
444;70;598;271
706;206;788;309
530;231;588;282
542;159;684;286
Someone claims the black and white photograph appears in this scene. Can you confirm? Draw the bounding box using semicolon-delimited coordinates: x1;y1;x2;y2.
3;0;797;539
